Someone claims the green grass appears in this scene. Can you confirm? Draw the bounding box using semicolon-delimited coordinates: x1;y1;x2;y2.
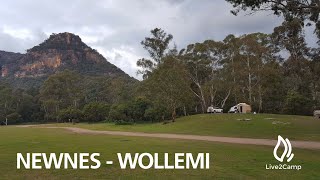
46;114;320;141
0;127;319;179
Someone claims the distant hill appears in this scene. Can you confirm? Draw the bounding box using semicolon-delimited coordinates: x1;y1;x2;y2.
0;32;135;89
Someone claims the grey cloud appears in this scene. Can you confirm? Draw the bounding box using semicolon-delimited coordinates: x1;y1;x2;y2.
0;0;316;79
0;32;27;53
0;29;46;53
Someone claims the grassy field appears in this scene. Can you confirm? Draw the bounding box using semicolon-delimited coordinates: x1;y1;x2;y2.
0;127;319;179
46;114;320;141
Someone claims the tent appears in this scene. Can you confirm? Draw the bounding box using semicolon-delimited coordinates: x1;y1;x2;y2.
238;103;252;113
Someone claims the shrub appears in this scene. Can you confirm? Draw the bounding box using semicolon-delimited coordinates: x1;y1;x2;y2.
58;108;83;123
115;120;134;125
108;104;129;121
127;97;151;122
6;112;22;124
83;102;110;122
144;106;168;122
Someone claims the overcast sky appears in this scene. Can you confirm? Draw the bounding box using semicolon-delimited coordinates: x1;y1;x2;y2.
0;0;317;79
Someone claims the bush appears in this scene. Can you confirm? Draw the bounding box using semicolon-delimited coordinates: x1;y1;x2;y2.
108;104;129;121
83;102;110;122
127;97;152;122
108;99;169;123
115;120;134;125
6;112;22;124
0;114;5;124
58;108;83;123
144;106;168;122
283;90;313;115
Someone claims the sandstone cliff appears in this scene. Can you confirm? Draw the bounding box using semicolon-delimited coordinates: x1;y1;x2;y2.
0;32;133;88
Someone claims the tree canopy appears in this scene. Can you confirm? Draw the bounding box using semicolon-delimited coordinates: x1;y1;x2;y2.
226;0;320;40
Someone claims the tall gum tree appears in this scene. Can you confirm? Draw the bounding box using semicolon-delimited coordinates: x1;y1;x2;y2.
137;28;173;79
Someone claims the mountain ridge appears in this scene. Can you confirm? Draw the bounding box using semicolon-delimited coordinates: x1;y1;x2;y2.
0;32;135;89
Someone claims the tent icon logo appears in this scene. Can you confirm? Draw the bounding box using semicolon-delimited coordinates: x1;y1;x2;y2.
273;135;294;162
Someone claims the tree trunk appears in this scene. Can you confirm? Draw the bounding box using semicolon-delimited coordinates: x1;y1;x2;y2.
73;99;78;108
190;86;206;113
4;101;8;125
43;105;48;121
221;89;231;108
210;85;217;106
258;85;263;113
55;104;59;123
231;54;238;103
172;108;176;122
183;106;187;116
247;56;252;104
199;87;206;113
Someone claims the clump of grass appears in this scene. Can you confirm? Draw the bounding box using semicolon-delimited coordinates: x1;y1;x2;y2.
114;120;134;125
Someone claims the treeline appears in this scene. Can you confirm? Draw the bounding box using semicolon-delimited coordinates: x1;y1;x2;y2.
0;70;171;125
1;25;319;124
137;0;319;120
136;24;319;120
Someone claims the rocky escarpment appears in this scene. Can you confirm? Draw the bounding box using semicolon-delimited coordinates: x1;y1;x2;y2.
0;32;132;88
0;51;24;77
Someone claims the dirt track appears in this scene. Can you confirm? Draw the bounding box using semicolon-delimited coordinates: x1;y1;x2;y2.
18;125;320;150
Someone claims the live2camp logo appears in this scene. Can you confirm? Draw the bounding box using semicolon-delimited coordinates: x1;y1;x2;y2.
265;135;302;170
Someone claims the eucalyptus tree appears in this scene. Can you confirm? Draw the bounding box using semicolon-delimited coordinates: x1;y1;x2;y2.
179;43;212;113
144;56;191;121
226;0;320;39
137;28;173;79
39;70;83;121
273;18;312;114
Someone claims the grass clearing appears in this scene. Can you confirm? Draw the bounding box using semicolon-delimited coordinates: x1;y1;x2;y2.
0;127;319;179
45;114;320;141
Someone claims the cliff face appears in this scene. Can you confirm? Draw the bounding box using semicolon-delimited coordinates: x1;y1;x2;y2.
0;32;132;88
0;51;24;77
1;65;8;77
15;52;62;78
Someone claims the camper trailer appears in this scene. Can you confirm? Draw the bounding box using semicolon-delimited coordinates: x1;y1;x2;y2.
314;110;320;119
228;103;252;113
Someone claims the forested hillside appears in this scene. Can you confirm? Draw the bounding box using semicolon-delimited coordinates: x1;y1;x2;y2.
0;33;138;124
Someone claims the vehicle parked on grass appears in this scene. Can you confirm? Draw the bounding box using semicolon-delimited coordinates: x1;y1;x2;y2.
314;110;320;119
228;103;252;113
207;106;223;113
228;105;239;113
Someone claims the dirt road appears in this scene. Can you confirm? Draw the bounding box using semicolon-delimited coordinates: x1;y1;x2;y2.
20;126;320;150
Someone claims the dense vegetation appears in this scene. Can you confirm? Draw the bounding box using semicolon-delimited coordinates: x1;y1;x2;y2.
0;1;319;125
0;70;139;124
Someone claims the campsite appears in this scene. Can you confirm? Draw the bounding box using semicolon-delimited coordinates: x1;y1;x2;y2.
1;0;320;179
1;113;320;179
